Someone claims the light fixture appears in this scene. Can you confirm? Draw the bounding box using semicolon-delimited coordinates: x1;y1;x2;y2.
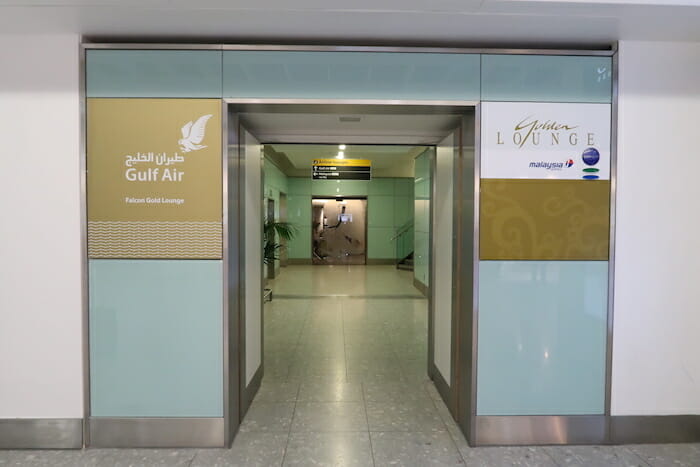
336;151;344;159
338;144;346;150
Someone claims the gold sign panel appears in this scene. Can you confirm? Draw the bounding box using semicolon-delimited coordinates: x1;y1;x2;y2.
87;98;222;259
480;179;610;261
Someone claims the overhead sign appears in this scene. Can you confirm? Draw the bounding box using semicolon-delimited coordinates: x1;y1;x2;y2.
87;98;222;259
481;102;610;180
312;159;372;180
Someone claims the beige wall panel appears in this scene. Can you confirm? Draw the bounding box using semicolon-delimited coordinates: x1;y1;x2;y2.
480;179;610;261
87;98;222;258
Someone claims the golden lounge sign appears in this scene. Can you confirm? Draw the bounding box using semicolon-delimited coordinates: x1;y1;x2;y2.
482;102;610;180
87;99;222;259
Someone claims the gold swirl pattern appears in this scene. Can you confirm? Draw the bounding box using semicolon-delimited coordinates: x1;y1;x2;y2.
480;179;610;260
88;221;222;259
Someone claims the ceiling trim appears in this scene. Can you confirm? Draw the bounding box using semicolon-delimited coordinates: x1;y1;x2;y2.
81;41;616;56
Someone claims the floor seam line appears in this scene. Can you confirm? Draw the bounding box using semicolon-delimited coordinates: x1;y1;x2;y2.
627;446;655;467
362;382;377;467
280;400;297;467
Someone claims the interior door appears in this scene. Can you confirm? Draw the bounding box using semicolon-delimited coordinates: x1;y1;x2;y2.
312;198;367;265
226;112;265;445
430;131;456;402
429;114;477;443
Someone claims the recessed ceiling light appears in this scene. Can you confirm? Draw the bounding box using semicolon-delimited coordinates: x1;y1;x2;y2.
338;144;346;150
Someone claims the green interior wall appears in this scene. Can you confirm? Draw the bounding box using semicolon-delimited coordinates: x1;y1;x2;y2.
264;158;290;274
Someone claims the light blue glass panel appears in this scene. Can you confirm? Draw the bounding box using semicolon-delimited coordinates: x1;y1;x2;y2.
477;261;607;415
223;51;480;100
89;259;223;417
87;50;223;97
481;55;612;103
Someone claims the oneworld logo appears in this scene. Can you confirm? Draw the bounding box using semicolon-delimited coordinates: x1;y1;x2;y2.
179;114;213;152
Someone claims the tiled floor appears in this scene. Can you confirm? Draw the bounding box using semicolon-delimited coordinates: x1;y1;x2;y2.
2;266;699;466
268;264;423;297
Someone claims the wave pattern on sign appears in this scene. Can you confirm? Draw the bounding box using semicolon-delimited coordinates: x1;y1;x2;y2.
88;221;222;259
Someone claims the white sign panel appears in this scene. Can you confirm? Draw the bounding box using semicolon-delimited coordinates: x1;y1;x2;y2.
481;102;611;180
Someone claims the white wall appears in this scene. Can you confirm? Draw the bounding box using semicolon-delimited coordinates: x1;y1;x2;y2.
243;130;262;385
433;134;455;384
0;34;83;418
612;40;700;415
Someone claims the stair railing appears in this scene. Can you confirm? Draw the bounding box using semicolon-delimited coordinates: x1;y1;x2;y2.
390;221;414;265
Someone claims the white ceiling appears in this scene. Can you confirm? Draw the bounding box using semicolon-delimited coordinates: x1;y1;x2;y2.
268;144;426;171
1;1;700;45
242;112;462;145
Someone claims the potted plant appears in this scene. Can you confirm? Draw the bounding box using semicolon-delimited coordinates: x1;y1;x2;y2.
263;220;297;300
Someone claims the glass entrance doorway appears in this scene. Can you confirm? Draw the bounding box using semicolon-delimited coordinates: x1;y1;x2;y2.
312;197;367;265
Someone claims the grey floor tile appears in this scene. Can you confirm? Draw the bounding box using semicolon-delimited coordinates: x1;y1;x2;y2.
628;443;700;467
283;432;373;466
363;380;432;403
0;450;100;467
425;381;444;401
346;357;401;375
191;433;287;467
91;449;198;467
254;380;300;402
370;431;465;466
366;400;445;432
460;446;558;467
298;381;363;402
239;402;296;433
291;402;368;432
346;367;405;383
545;445;650;467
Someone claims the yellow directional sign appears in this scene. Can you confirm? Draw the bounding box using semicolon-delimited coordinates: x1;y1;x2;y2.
312;159;372;180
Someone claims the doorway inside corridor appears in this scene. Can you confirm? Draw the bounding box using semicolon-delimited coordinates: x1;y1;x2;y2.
312;197;368;265
226;102;476;452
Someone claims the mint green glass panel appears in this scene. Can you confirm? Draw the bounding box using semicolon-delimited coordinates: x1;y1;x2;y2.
367;227;395;259
288;177;311;195
414;150;432;287
264;158;289;195
394;195;413;227
287;194;311;259
89;259;223;417
224;51;480;100
288;226;312;259
395;178;414;197
396;228;414;261
368;179;395;196
311;180;369;197
368;196;395;228
86;50;223;97
477;261;607;415
481;55;612;103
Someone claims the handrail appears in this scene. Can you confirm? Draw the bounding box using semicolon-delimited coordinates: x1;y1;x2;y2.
389;221;414;242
